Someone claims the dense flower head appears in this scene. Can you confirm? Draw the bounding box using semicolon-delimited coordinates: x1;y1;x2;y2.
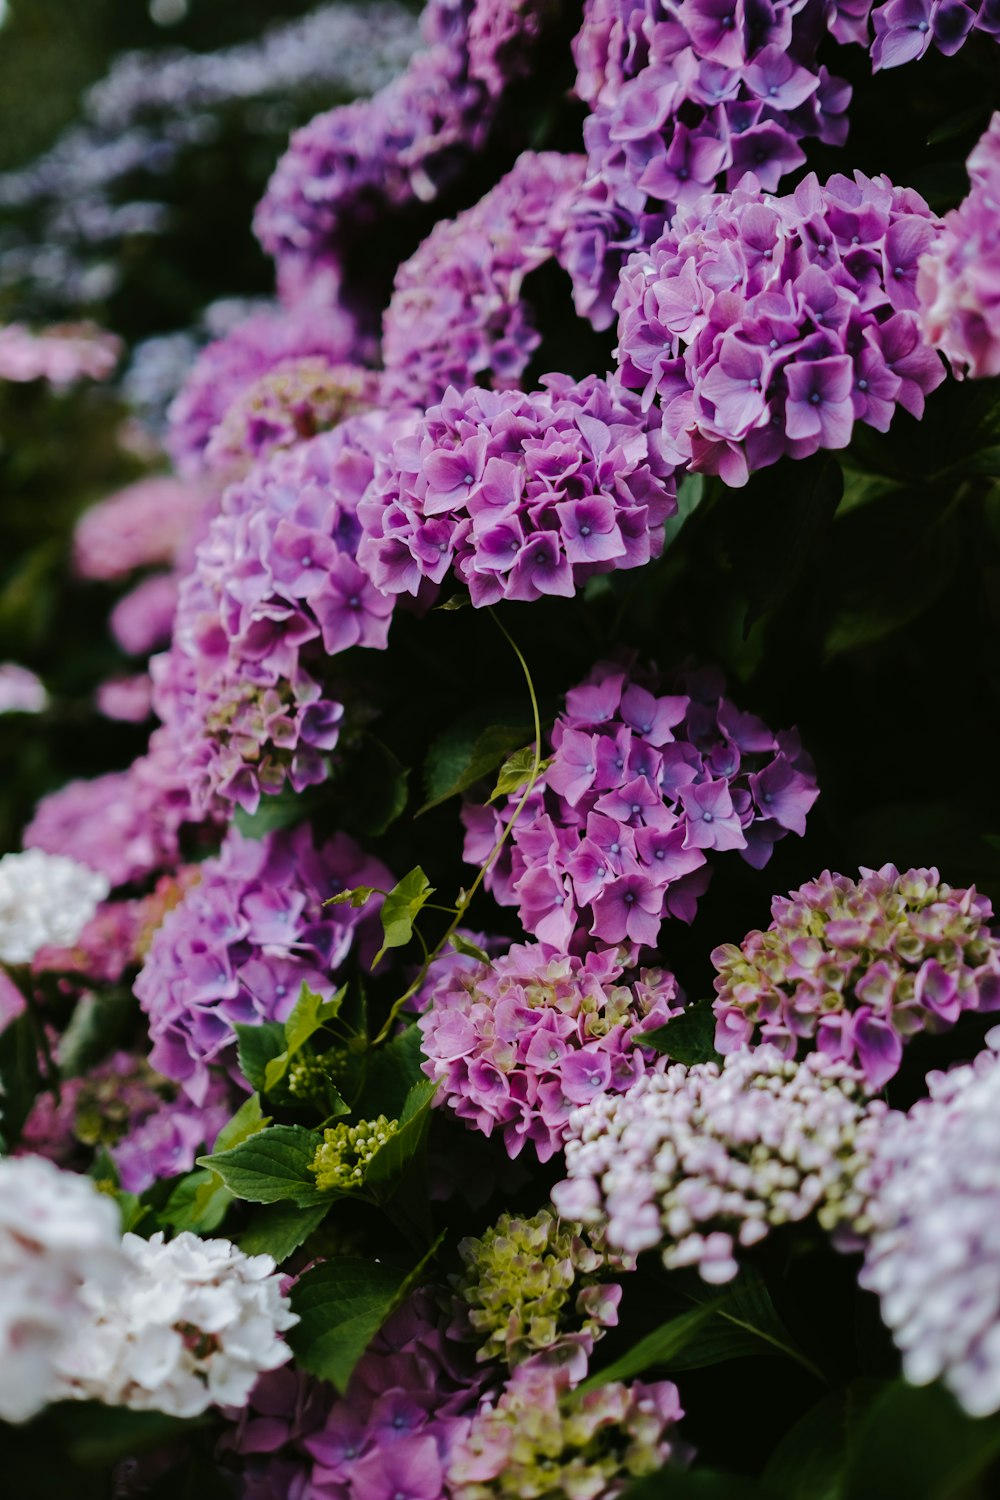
446;1360;685;1499
464;661;818;951
450;1208;624;1377
553;1046;881;1283
0;1155;124;1424
310;1115;400;1191
561;0;854;328
153;411;415;817
73;475;209;581
24;725;204;888
31;863;200;984
0;321;120;383
857;1039;1000;1417
382;152;587;406
615;170;946;485
869;0;1000;69
204;360;383;479
19;1049;232;1194
302;1288;486;1500
918;112;1000;380
134;823;391;1104
418;940;682;1163
466;0;555;96
357;375;677;608
0;848;110;965
166;302;361;479
712;865;1000;1091
54;1230;298;1417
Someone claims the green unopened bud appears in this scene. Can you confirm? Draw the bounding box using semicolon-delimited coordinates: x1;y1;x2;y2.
309;1114;399;1192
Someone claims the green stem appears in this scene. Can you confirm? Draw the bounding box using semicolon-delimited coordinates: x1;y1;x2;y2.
15;969;61;1104
370;609;543;1046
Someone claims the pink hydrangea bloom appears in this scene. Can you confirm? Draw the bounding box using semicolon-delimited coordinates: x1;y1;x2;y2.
73;476;208;581
0;322;120;384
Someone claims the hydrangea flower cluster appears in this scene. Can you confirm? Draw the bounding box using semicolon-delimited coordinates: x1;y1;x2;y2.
203;359;382;478
917;112;1000;381
552;1047;881;1283
451;1208;623;1376
418;941;682;1162
302;1290;486;1500
0;849;109;965
561;0;854;328
446;1361;686;1499
31;864;200;984
54;1231;297;1418
869;0;1000;69
356;376;676;608
0;662;47;714
310;1115;400;1191
24;725;204;888
464;663;818;950
19;1050;232;1194
712;865;1000;1092
153;411;414;816
0;321;120;384
73;475;208;582
110;573;184;658
134;823;391;1103
615;171;946;486
167;301;362;478
0;1156;124;1424
857;1041;1000;1417
382;152;587;406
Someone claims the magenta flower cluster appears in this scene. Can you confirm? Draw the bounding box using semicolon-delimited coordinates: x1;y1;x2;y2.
615;170;946;487
356;376;676;608
381;151;587;406
134;823;391;1104
152;412;414;817
868;0;1000;69
417;940;682;1163
561;0;854;328
712;865;1000;1092
918;111;1000;381
463;663;818;951
73;475;208;582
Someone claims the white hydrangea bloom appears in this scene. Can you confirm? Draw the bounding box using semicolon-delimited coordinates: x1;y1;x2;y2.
55;1231;298;1417
0;848;110;963
0;1155;124;1423
0;663;48;715
859;1043;1000;1417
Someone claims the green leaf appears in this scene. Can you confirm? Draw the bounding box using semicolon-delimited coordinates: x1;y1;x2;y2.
624;1467;780;1499
436;591;470;610
489;744;545;802
263;983;346;1092
684;1273;824;1382
764;1381;882;1500
356;1024;427;1119
0;1008;41;1142
450;932;490;963
235;1021;287;1094
160;1168;232;1235
365;1078;436;1196
56;990;133;1078
238;1199;331;1262
47;1402;210;1467
288;1236;444;1390
326;886;379;908
662;471;706;548
418;720;531;815
373;866;434;967
338;733;411;838
199;1124;327;1206
926;102;991;145
643;999;721;1066
840;1381;1000;1500
580;1300;727;1388
214;1092;271;1154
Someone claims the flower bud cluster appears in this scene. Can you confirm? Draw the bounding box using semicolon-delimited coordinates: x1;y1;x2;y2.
419;940;682;1162
553;1046;882;1283
310;1115;400;1191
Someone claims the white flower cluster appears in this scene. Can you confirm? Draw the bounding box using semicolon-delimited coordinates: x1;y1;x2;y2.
0;663;48;715
553;1046;880;1284
859;1039;1000;1416
55;1231;298;1417
0;848;110;964
0;1156;124;1424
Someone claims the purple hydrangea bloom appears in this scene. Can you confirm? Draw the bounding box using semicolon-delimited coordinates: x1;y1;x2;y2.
463;662;818;952
553;1046;883;1283
152;412;415;818
870;0;990;68
356;376;676;608
417;940;682;1163
134;823;392;1104
18;1049;232;1195
615;170;946;486
857;1038;1000;1416
23;726;205;889
73;476;209;581
713;866;1000;1091
110;574;181;659
918;112;1000;380
167;302;362;479
382;152;587;406
560;0;854;328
